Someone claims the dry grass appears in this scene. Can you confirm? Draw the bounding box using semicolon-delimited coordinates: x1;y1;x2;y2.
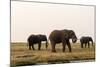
10;43;95;66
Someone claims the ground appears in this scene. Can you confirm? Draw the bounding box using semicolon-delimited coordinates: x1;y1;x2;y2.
11;43;95;66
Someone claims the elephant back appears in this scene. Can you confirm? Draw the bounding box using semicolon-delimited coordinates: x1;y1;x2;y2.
49;30;69;43
37;34;47;41
28;34;40;43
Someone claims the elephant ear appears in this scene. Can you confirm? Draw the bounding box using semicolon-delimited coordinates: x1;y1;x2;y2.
67;30;74;38
69;30;74;35
64;33;69;40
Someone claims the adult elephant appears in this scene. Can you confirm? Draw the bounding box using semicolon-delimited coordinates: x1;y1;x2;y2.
49;29;77;52
80;36;93;48
27;34;48;50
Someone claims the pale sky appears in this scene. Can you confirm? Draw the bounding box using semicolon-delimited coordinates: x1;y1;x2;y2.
11;1;95;42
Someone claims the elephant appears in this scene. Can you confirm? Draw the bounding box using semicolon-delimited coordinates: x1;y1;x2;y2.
80;36;93;48
49;29;77;52
27;34;48;50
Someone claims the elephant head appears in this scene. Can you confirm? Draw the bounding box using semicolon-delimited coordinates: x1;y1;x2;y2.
88;36;93;45
63;29;77;43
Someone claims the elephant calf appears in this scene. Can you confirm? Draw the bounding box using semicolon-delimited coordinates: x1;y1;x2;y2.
49;29;77;52
27;34;48;50
80;36;93;48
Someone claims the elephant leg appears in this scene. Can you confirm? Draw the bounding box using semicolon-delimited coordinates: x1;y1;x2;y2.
62;40;66;52
81;43;83;48
32;45;35;50
29;43;32;50
85;43;87;48
29;45;31;50
38;42;41;50
62;43;66;52
88;42;90;48
66;41;71;52
51;42;56;52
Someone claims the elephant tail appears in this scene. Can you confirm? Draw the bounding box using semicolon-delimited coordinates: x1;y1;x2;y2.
92;40;94;47
46;38;50;50
46;40;48;49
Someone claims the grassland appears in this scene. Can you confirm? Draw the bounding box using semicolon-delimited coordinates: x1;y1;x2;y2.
11;43;95;66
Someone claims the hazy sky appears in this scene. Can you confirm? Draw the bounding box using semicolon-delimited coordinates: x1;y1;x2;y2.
11;1;95;42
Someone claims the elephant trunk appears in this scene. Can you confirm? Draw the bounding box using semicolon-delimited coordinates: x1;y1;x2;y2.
91;40;93;46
